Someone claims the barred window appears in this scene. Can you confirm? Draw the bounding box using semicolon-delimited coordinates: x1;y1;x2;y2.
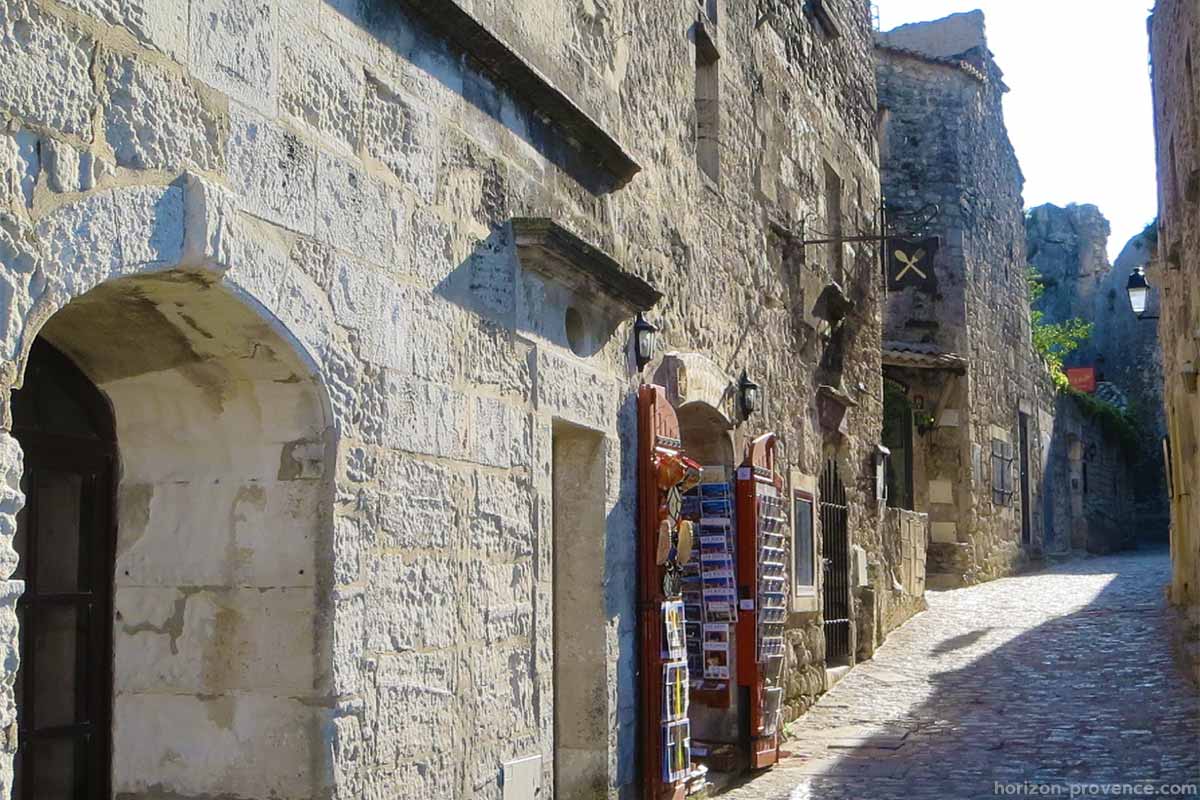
991;438;1014;505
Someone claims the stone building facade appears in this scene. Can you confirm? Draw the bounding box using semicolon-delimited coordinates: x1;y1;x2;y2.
876;12;1054;588
0;0;926;797
1149;0;1200;683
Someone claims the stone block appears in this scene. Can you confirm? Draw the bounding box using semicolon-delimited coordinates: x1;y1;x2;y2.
461;321;533;399
328;257;453;377
57;0;187;62
363;71;439;202
103;53;226;172
35;185;184;294
372;651;458;766
406;206;455;286
470;396;529;468
189;0;277;111
365;554;458;651
1;128;38;210
471;471;535;558
534;349;617;432
379;376;469;458
315;151;406;267
0;2;97;138
41;136;82;193
370;455;466;551
461;560;533;646
466;644;537;742
280;28;364;155
227;106;317;234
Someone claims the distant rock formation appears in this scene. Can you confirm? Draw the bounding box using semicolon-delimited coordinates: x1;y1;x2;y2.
1025;203;1168;539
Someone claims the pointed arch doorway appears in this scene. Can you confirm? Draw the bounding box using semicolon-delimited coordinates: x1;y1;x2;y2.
11;338;117;800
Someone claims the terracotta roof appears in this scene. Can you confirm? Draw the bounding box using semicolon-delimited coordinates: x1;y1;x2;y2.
882;341;969;372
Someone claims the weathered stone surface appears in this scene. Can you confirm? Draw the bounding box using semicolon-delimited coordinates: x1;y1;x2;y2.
227;106;317;234
366;554;458;652
57;0;187;62
315;151;406;266
0;2;96;138
103;54;226;172
281;29;365;154
188;0;277;111
1150;0;1200;685
363;71;439;201
34;185;184;295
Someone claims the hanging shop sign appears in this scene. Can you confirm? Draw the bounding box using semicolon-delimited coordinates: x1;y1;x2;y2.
886;237;940;293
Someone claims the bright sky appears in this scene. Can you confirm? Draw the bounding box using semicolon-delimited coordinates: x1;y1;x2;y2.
877;1;1158;260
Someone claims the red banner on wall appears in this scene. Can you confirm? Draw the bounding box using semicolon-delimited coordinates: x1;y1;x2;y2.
1066;367;1096;393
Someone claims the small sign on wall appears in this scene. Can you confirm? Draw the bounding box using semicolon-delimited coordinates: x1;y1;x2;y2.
1066;367;1096;393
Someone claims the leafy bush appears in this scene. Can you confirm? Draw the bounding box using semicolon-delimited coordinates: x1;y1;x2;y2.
1027;268;1093;391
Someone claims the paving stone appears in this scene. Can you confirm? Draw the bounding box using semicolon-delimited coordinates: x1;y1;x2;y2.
722;550;1200;800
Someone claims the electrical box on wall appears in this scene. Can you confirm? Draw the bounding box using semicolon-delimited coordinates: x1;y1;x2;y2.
502;755;542;800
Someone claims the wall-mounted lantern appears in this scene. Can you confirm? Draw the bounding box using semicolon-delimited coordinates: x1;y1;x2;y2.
1126;267;1159;320
633;313;659;371
738;369;760;420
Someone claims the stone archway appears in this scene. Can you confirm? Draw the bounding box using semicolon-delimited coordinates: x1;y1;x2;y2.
0;178;340;799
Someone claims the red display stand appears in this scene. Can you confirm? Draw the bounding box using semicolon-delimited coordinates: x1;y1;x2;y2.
735;434;786;769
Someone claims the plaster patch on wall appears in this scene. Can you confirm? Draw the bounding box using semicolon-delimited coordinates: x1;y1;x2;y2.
930;521;958;543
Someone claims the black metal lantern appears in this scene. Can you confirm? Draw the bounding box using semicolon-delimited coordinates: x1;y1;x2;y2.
633;313;658;370
738;369;760;420
1126;266;1150;317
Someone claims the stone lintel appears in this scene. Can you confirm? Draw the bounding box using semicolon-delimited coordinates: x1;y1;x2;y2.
511;217;661;316
396;0;641;188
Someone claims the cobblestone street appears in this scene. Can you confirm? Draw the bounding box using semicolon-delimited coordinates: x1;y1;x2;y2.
724;548;1200;800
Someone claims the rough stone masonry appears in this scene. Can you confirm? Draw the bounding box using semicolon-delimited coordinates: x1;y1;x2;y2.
0;1;929;798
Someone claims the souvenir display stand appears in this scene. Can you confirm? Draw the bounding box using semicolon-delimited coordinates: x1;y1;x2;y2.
638;385;703;800
735;434;787;769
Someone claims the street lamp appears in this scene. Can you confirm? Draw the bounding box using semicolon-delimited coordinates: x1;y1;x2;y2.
1126;267;1160;320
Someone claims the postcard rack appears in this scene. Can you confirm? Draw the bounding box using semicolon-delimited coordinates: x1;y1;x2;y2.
735;433;787;769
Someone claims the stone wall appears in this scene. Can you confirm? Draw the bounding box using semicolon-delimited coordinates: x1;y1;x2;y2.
0;0;889;796
1149;0;1200;684
878;11;1048;588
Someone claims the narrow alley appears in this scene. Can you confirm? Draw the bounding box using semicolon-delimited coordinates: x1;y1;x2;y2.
723;549;1200;800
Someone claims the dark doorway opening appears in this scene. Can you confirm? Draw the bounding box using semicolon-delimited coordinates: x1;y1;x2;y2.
10;339;116;800
882;380;914;510
820;458;851;665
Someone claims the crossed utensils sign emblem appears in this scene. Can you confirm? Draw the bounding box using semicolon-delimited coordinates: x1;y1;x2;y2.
894;247;927;280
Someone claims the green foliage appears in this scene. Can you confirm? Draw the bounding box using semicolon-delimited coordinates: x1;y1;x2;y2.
1027;269;1092;391
1141;218;1159;251
1066;389;1140;457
